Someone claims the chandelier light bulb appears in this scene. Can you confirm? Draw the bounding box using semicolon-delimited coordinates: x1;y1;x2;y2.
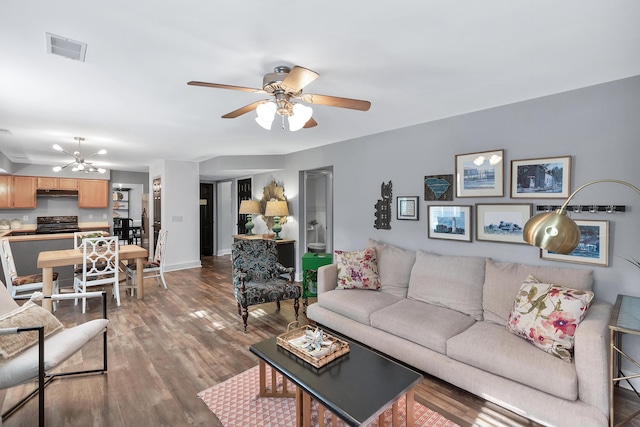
52;166;62;172
97;149;107;155
52;144;63;152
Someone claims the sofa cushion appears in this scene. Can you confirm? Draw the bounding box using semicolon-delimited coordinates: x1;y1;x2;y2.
506;275;594;362
317;289;402;325
334;248;381;290
447;321;578;400
407;251;486;320
367;239;416;298
483;259;594;326
0;301;64;360
370;299;476;354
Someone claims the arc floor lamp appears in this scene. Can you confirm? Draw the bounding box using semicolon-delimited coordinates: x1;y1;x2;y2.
523;179;640;254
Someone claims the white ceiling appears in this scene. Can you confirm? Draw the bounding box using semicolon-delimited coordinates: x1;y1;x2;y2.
1;1;639;178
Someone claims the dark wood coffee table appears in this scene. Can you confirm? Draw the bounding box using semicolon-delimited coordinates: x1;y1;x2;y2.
250;335;423;427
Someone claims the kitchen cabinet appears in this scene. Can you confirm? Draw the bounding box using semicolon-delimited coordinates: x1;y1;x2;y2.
0;175;37;209
78;179;109;208
37;177;78;190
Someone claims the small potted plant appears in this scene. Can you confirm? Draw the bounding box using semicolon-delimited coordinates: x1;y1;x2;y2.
308;220;318;230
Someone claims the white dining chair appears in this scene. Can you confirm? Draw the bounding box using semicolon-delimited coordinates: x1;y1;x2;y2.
73;236;120;313
125;229;168;295
0;238;59;307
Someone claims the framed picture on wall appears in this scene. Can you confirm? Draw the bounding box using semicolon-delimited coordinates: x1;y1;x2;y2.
455;149;504;197
424;174;454;201
475;203;532;244
541;220;609;266
510;156;571;199
397;196;419;220
427;205;472;242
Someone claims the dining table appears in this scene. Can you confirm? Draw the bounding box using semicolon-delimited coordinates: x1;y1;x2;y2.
37;244;149;312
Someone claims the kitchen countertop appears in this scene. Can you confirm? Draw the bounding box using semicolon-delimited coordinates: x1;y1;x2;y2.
0;222;111;241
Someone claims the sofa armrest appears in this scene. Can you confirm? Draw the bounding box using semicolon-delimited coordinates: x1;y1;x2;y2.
574;300;613;416
316;264;338;295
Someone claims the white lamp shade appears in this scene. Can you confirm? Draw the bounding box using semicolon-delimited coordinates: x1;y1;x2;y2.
288;103;313;132
255;102;276;130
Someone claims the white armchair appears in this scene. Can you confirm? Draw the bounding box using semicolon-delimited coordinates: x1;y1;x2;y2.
0;282;109;427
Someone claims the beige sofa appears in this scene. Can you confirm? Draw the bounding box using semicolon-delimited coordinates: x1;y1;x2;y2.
306;239;612;427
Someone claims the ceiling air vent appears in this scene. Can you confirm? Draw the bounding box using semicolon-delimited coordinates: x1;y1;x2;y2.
46;33;87;62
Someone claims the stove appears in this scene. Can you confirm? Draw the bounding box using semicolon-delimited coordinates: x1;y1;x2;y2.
36;216;81;234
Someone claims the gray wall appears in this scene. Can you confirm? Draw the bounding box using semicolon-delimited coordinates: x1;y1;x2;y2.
246;75;640;381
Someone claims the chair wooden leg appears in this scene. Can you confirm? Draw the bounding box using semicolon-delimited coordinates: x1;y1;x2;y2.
294;298;299;320
241;306;249;333
276;300;281;310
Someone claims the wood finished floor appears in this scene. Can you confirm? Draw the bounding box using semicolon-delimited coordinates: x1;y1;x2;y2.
1;255;639;426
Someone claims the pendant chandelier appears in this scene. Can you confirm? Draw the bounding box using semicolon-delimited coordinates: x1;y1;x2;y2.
52;137;107;174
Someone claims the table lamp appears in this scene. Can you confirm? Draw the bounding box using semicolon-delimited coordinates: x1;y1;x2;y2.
265;200;289;240
239;200;261;236
523;179;639;254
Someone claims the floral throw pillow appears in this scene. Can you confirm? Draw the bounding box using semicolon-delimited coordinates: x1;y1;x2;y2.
506;275;594;362
334;248;381;290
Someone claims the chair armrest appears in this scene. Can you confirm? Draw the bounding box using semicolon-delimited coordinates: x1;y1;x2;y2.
317;264;338;295
275;263;295;283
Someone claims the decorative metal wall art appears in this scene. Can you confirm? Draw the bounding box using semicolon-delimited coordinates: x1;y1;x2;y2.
374;180;392;230
260;180;287;231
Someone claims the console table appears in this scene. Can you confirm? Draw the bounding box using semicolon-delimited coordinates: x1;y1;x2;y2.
232;235;295;268
609;294;640;427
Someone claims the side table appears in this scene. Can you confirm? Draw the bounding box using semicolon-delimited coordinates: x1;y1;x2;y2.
301;252;333;312
609;294;640;427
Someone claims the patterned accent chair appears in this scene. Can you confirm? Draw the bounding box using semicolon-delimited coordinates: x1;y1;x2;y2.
232;239;300;332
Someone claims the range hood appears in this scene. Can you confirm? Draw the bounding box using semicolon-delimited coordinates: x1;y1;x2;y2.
36;189;79;197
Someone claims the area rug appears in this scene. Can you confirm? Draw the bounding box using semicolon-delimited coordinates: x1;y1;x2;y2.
198;365;459;427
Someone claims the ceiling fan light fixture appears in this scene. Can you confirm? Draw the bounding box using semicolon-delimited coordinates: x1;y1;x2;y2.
288;103;313;132
255;102;276;130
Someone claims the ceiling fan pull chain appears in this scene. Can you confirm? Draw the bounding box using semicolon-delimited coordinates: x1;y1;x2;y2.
281;114;285;130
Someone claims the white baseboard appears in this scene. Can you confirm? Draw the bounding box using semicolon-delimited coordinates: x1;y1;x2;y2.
165;260;202;272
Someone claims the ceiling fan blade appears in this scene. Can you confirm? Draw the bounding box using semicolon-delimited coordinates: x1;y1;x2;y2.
300;93;371;111
221;100;266;118
281;66;319;93
303;117;317;129
188;81;267;94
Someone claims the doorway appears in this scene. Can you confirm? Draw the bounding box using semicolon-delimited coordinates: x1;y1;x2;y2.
302;167;333;255
200;183;214;256
237;178;252;235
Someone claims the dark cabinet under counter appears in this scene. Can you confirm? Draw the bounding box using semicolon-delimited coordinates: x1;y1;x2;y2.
232;235;295;269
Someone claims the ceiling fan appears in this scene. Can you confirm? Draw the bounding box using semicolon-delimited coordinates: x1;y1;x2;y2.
188;65;371;131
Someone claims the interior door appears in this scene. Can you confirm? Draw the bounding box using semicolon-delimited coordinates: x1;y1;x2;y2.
152;177;161;249
200;183;214;256
237;178;252;234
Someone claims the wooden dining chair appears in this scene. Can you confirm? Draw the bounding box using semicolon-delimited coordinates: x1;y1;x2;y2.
73;236;120;313
0;238;59;306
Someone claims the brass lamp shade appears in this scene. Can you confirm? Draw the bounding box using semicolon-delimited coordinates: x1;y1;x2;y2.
239;200;260;214
523;179;640;255
264;200;289;217
523;210;580;254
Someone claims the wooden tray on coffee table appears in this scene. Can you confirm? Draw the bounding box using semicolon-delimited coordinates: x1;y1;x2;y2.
277;322;349;368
